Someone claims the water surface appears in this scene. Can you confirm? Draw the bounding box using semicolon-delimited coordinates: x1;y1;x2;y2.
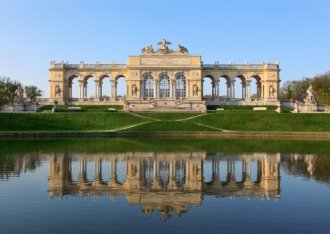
0;139;329;233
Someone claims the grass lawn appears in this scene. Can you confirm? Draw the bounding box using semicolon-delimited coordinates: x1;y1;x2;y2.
0;110;329;132
187;112;330;132
0;112;146;131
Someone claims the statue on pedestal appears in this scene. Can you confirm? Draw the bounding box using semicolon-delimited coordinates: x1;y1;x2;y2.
304;85;317;105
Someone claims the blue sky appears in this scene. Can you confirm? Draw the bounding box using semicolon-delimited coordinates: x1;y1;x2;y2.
1;0;329;97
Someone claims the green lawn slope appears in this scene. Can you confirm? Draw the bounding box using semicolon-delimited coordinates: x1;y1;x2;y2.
0;111;329;132
0;112;146;131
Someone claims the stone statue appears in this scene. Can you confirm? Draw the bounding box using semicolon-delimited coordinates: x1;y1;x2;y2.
158;39;171;50
131;84;137;96
177;44;188;54
142;45;153;54
269;85;275;97
124;100;130;111
304;85;317;104
193;85;199;96
157;39;172;54
14;84;24;103
55;85;61;97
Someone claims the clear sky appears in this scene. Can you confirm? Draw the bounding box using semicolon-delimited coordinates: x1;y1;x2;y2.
1;0;329;97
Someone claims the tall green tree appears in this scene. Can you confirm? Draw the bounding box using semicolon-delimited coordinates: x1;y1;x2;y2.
25;85;42;103
0;76;22;106
311;73;330;105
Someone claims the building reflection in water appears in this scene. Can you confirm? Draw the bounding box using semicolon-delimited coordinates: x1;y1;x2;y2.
48;152;280;220
1;152;328;220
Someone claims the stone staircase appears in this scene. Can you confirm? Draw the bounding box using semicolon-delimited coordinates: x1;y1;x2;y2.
126;99;206;112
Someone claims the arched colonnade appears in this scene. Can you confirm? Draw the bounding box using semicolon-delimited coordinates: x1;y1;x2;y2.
202;74;262;101
66;73;126;101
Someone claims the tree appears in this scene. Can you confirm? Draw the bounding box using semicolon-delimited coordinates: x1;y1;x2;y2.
311;72;330;105
281;72;330;105
0;76;22;106
25;85;42;103
280;78;311;100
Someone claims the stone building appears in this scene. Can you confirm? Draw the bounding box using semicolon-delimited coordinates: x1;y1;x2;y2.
49;39;280;111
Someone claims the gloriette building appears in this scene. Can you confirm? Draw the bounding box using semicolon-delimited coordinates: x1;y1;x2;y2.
49;39;280;111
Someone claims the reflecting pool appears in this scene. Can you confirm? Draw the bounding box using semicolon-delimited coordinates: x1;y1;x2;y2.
0;139;330;233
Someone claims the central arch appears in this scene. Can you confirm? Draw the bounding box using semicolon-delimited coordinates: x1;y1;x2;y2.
142;74;154;99
159;74;170;98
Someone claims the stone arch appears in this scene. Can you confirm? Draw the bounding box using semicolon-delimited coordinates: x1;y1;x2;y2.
218;75;231;99
159;73;170;98
115;75;127;100
174;71;189;78
142;72;154;99
83;74;98;99
233;75;247;99
99;74;112;100
248;75;262;100
67;74;80;99
202;75;215;100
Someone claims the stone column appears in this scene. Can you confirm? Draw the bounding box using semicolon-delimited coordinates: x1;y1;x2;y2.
216;80;219;97
170;79;173;98
111;80;116;100
257;81;261;99
186;80;189;98
50;84;53;99
241;82;245;99
79;81;84;99
94;80;99;98
174;81;177;98
153;80;158;99
84;81;88;99
246;80;251;100
140;80;144;100
99;81;103;100
231;80;235;99
226;81;230;99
